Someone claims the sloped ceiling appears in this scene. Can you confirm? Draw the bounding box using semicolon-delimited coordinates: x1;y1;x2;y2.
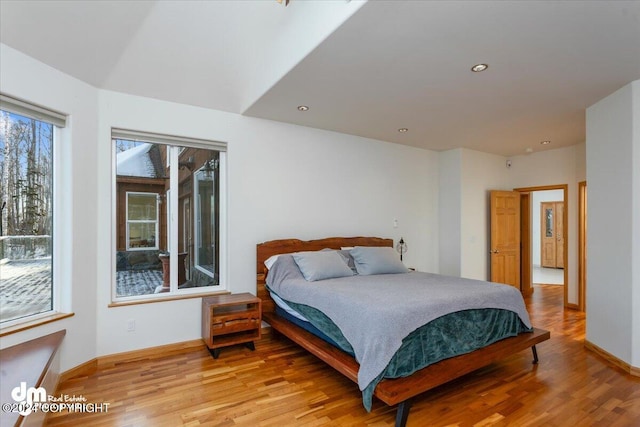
0;0;364;113
1;0;639;156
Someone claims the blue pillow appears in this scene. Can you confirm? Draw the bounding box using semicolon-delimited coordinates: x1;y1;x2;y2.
292;251;355;282
350;246;408;275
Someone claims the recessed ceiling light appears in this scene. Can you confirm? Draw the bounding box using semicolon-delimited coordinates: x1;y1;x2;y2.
540;140;551;145
398;128;408;133
471;63;489;72
525;147;534;153
297;105;309;111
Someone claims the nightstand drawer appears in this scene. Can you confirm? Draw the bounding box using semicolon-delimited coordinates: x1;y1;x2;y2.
211;314;261;335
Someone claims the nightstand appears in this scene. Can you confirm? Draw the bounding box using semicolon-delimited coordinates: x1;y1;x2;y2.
202;293;262;359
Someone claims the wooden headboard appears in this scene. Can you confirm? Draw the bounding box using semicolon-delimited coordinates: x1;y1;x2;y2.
256;236;393;313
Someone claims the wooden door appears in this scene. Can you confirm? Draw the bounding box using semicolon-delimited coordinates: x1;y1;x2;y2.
490;191;521;289
541;201;564;268
541;202;556;268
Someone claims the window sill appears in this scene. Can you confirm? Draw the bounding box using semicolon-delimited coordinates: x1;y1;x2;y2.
0;312;74;337
109;290;230;307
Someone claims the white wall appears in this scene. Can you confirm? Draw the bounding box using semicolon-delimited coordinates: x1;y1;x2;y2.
586;80;639;368
0;44;99;372
459;149;511;280
439;147;512;280
438;149;462;276
531;189;564;267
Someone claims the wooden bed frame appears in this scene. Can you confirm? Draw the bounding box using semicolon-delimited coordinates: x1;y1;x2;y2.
256;237;550;427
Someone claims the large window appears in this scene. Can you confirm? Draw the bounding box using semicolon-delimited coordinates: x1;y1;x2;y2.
0;94;66;325
112;129;226;301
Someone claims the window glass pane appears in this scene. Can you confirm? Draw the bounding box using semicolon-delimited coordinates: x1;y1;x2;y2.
187;149;219;287
545;208;553;237
115;140;164;297
128;222;157;249
128;193;157;221
0;110;53;323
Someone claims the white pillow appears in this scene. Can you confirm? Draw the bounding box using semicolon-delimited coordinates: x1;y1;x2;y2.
292;250;355;282
264;254;284;270
350;246;408;275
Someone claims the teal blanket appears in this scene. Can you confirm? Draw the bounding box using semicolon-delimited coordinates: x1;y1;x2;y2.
279;297;529;411
267;255;532;404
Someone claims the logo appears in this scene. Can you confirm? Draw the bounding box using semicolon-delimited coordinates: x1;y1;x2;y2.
10;382;46;416
3;382;110;416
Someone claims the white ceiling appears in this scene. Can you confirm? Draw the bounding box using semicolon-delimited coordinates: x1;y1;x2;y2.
2;0;639;156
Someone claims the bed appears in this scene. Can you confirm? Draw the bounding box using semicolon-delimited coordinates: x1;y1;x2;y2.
256;237;550;426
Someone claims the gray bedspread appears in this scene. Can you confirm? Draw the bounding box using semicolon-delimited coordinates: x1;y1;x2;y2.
266;254;532;394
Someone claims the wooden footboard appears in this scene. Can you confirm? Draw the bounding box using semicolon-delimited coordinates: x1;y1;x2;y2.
256;237;550;427
264;310;549;406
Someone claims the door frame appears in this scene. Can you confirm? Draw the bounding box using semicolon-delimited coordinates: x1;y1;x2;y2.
578;181;587;312
514;184;569;308
520;192;532;297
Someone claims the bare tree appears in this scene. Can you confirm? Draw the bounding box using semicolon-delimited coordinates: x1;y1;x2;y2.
0;111;52;237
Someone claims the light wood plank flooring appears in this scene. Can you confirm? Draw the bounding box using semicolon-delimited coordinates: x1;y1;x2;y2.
47;285;640;426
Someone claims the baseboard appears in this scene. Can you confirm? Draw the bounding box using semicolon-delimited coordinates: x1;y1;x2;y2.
97;339;205;368
59;357;98;383
584;339;639;377
59;333;278;386
59;339;205;383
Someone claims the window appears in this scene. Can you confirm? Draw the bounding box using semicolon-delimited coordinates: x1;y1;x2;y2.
0;94;66;325
126;192;159;250
112;129;226;301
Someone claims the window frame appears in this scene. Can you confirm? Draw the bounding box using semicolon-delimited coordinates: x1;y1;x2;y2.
111;129;227;304
193;168;216;279
0;94;68;330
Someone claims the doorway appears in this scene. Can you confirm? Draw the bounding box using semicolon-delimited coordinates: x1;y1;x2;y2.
515;185;569;308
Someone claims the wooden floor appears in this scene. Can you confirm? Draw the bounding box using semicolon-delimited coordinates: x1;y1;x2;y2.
48;285;640;426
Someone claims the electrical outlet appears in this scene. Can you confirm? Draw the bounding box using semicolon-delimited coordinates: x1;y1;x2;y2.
393;218;398;228
127;319;136;332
